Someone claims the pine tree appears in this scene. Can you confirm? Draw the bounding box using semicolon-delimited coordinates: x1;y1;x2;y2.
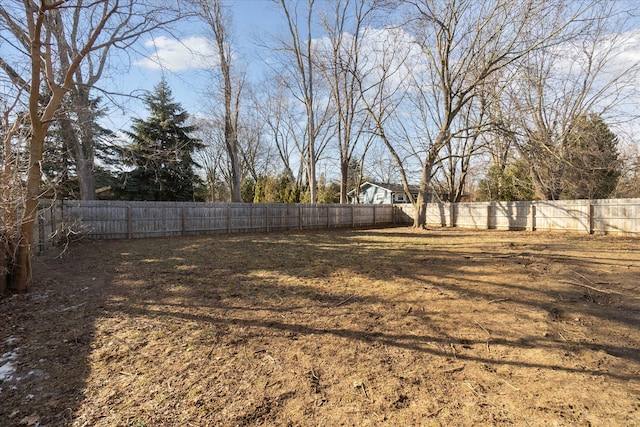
117;80;203;201
561;114;621;200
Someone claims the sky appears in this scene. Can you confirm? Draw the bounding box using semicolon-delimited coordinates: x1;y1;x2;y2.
104;0;640;122
102;0;282;132
95;0;640;178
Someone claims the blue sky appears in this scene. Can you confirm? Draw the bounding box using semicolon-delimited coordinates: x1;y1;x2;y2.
102;0;640;153
102;0;282;132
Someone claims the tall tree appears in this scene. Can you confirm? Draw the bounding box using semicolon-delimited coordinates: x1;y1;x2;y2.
191;116;230;201
0;0;184;292
317;0;375;203
274;0;335;204
197;0;244;202
399;0;587;227
253;78;306;196
118;80;203;201
498;2;639;200
561;114;621;199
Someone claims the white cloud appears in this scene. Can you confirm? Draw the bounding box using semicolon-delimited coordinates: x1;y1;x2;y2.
136;36;218;71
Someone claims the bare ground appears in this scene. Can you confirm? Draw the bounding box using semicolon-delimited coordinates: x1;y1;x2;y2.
1;228;639;426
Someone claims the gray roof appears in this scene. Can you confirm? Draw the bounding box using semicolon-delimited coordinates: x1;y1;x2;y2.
364;182;420;193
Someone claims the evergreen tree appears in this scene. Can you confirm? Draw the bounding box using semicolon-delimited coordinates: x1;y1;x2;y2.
117;80;203;201
44;94;118;199
477;160;536;202
561;114;621;200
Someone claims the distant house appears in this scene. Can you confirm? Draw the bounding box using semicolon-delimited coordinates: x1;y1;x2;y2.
349;182;421;204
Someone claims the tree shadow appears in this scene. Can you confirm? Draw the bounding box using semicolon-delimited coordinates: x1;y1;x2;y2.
2;228;639;425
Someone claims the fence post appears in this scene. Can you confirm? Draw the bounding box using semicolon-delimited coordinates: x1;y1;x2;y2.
127;206;132;239
373;205;376;226
449;203;455;228
327;205;330;228
298;205;303;230
528;203;536;232
181;207;186;236
266;205;270;232
588;202;595;234
352;205;355;228
486;204;491;230
227;204;232;234
50;201;56;246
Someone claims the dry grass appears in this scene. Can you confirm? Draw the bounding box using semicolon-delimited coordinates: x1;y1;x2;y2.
1;228;639;426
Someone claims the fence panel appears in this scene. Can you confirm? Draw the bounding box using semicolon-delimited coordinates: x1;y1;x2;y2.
533;200;590;233
394;198;640;235
592;199;640;235
34;198;638;252
488;202;531;231
34;201;395;250
456;202;489;230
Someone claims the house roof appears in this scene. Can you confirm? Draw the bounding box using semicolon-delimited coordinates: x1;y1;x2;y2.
348;182;420;196
364;182;420;193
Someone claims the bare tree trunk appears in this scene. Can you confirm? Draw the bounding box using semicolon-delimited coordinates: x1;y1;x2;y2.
58;109;97;200
1;0;184;292
14;124;46;292
200;0;243;202
277;0;329;204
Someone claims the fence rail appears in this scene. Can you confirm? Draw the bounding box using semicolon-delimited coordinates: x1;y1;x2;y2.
33;198;638;253
394;198;640;235
34;200;395;252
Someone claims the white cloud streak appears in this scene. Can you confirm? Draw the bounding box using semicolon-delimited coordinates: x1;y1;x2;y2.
136;36;218;71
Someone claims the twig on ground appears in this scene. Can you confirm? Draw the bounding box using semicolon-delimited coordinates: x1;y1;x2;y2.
426;406;444;417
570;270;594;284
488;298;509;304
442;364;465;374
474;320;491;336
501;379;521;392
556;329;568;341
465;382;481;397
561;280;612;294
333;294;356;307
243;346;253;366
61;302;86;312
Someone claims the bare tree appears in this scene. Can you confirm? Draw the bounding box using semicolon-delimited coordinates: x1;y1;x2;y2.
197;0;244;202
2;2;185;201
253;77;307;192
497;3;640;200
237;103;273;183
274;0;335;204
191;116;230;201
317;0;376;203
0;0;183;292
356;26;417;205
390;0;591;227
434;93;489;202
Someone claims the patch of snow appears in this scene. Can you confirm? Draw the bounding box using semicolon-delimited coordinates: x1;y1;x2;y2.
0;362;16;382
5;336;17;345
1;351;18;360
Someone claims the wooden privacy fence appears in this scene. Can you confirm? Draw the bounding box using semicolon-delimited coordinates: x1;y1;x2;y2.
34;200;395;252
395;198;640;235
34;198;638;253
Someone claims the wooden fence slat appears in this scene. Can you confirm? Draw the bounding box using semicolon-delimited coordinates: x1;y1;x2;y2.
33;198;639;252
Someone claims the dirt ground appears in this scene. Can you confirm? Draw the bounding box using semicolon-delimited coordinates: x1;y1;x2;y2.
1;227;639;426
